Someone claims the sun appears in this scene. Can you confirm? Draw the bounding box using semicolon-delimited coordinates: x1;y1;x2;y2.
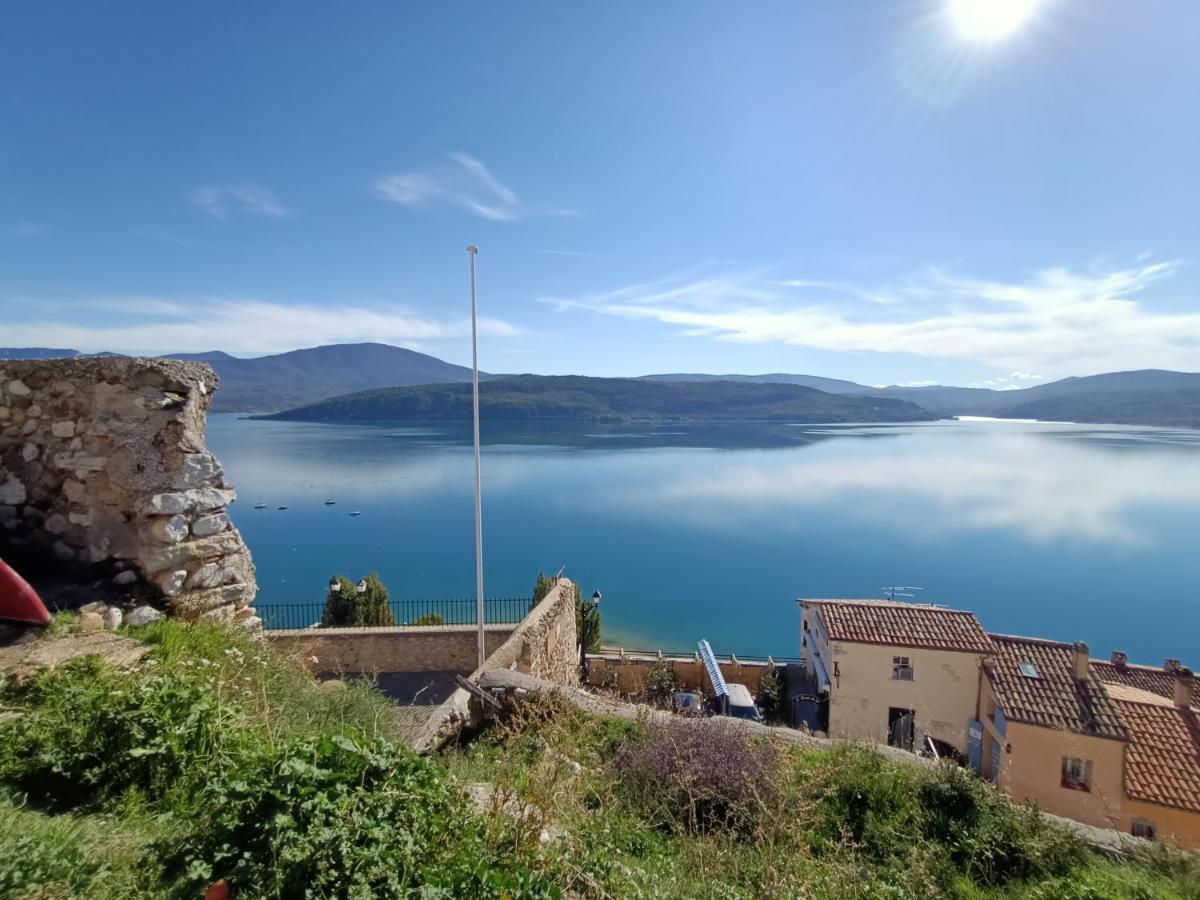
949;0;1041;42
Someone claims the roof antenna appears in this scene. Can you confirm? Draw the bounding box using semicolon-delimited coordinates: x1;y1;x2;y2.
882;586;924;602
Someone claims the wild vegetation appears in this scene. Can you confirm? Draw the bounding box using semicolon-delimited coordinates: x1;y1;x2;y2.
1;620;1196;899
532;571;601;652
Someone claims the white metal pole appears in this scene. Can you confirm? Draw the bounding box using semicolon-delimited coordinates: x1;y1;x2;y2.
467;245;485;669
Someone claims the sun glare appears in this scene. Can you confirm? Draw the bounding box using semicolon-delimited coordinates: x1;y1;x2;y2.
949;0;1041;42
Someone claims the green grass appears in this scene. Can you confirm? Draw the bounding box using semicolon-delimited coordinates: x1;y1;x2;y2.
2;621;1196;899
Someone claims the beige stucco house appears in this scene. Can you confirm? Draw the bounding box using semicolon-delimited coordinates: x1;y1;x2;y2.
799;599;993;756
982;636;1200;849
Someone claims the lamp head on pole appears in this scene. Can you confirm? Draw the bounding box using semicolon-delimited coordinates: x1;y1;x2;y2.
466;245;478;254
329;577;341;593
592;590;602;605
355;579;368;594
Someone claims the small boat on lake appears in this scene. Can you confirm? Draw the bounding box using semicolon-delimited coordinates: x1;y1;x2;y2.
253;503;267;510
277;505;288;510
324;499;336;505
348;511;362;517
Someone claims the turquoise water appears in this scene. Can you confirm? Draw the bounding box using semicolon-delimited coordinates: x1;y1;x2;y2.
206;416;1200;663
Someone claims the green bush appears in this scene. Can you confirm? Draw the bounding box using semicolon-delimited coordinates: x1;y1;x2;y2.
165;733;557;899
0;656;249;811
411;611;445;626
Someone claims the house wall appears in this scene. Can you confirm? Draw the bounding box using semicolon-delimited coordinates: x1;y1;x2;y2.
996;721;1127;831
1119;797;1200;850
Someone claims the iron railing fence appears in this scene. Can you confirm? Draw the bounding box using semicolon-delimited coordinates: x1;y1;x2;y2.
257;596;532;631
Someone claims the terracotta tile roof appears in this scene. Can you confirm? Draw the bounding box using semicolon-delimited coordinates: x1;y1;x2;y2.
986;634;1129;742
1114;699;1200;814
802;600;994;654
1092;660;1200;709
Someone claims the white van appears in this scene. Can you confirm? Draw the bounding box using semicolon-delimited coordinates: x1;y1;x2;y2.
723;683;763;722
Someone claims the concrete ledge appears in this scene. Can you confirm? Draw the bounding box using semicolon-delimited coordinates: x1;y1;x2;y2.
267;623;518;674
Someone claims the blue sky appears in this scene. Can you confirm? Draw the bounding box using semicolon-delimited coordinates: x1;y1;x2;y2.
2;1;1198;387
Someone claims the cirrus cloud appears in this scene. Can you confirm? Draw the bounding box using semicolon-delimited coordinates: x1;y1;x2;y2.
544;260;1199;379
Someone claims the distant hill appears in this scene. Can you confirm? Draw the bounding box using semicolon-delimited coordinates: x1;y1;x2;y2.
258;375;937;424
639;369;1200;426
197;343;494;413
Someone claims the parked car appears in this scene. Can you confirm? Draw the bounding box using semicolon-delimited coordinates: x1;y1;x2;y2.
721;683;764;723
672;691;706;717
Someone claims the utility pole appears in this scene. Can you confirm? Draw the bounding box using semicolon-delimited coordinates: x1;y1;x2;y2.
467;246;485;669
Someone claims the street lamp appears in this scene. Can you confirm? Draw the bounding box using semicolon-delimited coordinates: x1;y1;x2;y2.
355;579;367;595
467;245;485;669
592;590;602;605
329;577;341;594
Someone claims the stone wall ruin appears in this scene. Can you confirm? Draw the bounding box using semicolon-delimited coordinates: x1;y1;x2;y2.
0;357;258;625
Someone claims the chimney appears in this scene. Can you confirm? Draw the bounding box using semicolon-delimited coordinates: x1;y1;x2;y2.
1174;667;1195;709
1164;658;1181;674
1072;641;1090;683
1111;650;1127;667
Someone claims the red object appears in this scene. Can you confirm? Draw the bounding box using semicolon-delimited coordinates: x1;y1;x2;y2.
204;880;230;900
0;559;52;626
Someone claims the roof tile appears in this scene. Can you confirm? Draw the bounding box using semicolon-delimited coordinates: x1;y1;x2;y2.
986;634;1129;742
1114;699;1200;814
803;600;994;654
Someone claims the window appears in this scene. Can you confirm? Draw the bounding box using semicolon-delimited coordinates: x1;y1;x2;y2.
1018;661;1039;678
1061;756;1092;791
1131;820;1157;841
892;656;914;680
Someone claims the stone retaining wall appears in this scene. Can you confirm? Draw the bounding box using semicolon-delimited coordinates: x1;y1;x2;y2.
0;357;258;624
267;624;517;674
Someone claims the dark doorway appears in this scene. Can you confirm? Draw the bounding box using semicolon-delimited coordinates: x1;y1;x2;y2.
888;707;915;752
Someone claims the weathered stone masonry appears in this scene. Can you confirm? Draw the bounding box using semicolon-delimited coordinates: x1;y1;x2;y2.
0;357;258;624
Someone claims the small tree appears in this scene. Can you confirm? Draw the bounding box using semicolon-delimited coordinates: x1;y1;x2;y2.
644;661;678;707
321;573;395;628
756;665;786;724
410;611;444;626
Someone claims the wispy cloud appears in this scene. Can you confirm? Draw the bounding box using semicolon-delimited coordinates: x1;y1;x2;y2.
374;152;578;221
10;222;49;238
0;298;521;356
545;261;1200;378
189;185;288;220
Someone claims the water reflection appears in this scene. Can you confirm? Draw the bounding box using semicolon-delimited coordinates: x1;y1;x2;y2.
206;416;1200;661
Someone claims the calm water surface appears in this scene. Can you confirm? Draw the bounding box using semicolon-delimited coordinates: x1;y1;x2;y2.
206;416;1200;662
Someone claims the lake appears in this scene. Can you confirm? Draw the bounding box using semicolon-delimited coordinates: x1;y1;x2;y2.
206;415;1200;663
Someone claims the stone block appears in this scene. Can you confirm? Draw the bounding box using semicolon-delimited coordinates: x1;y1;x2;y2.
149;514;189;543
191;512;229;537
186;561;224;589
141;531;245;573
44;513;69;534
103;607;123;630
126;605;164;627
157;568;189;597
7;379;31;397
174;582;251;615
51;420;76;438
21;442;38;462
0;475;26;505
63;480;86;503
78;611;104;632
142;487;235;516
175;452;222;490
113;569;138;586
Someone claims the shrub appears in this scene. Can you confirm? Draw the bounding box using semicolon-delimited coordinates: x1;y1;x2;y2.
0;656;250;811
917;762;1082;886
411;611;445;626
614;718;778;834
166;733;557;899
643;661;677;707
